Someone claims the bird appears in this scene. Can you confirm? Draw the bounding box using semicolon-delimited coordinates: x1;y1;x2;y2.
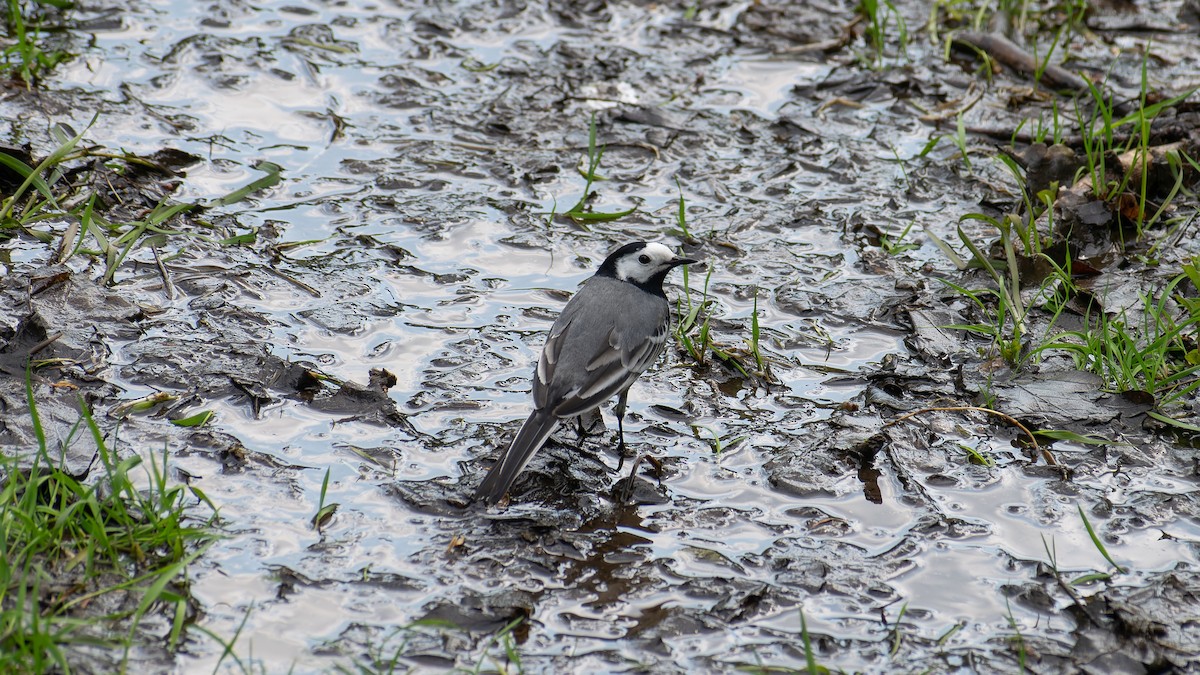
474;241;698;505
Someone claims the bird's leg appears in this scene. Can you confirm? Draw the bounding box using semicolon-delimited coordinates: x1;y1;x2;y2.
614;388;630;471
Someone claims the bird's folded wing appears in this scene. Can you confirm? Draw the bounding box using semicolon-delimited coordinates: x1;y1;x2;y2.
534;312;572;410
553;323;666;417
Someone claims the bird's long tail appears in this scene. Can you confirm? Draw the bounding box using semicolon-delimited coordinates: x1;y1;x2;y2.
474;410;559;504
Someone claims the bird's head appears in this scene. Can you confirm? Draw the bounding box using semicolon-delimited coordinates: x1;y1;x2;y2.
596;241;698;292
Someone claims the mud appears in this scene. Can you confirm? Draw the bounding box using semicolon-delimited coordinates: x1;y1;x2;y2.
2;0;1200;672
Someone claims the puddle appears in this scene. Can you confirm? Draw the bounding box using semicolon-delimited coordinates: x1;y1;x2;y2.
703;58;835;116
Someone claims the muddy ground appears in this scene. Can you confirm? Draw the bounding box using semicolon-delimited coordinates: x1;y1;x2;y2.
2;0;1200;672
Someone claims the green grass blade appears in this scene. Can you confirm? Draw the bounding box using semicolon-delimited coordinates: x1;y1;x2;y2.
564;205;637;222
1077;504;1126;574
208;161;284;208
0;151;56;203
24;365;47;454
171;411;214;427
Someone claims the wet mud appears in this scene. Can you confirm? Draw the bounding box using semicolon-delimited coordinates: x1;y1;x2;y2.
2;0;1200;672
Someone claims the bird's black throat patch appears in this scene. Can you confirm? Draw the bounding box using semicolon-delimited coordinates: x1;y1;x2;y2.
594;242;671;298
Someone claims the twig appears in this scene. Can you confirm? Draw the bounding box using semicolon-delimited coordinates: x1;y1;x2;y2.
885;405;1059;466
919;82;984;123
952;32;1088;93
263;266;320;298
28;332;63;356
153;246;176;300
1046;556;1107;628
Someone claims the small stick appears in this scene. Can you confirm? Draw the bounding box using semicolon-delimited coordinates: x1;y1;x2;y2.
28;332;63;356
952;32;1089;93
153;247;176;300
884;405;1059;467
618;453;665;504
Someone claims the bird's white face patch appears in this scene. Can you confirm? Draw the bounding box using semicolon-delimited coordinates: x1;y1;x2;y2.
613;242;679;284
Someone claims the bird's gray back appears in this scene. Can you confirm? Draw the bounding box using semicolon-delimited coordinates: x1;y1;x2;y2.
534;275;670;416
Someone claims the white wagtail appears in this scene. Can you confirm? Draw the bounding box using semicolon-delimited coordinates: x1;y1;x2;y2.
474;241;698;504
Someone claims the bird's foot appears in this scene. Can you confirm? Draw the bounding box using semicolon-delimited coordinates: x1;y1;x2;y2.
574;410;604;439
615;439;633;472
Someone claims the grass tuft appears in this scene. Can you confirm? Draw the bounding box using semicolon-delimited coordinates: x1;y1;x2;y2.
561;113;636;225
1;0;72;88
0;128;278;285
0;369;217;670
